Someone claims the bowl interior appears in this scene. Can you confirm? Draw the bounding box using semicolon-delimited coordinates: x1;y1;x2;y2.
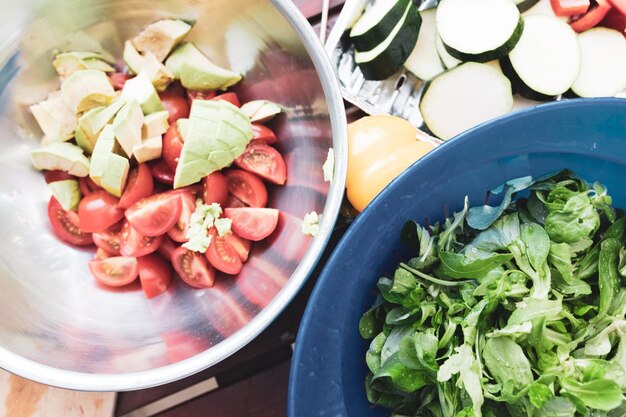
0;0;342;390
289;99;626;417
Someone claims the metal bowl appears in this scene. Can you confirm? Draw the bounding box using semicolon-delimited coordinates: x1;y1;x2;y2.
0;0;346;391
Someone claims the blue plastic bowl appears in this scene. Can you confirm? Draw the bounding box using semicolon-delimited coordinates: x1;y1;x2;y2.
288;98;626;417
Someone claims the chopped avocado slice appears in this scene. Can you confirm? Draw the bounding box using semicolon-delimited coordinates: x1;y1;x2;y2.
123;41;173;92
75;97;126;154
60;69;116;113
174;100;252;188
142;111;169;139
100;153;129;197
165;43;241;91
123;40;145;74
31;142;90;177
30;94;76;142
132;19;192;63
113;101;144;157
133;135;163;163
240;100;282;123
89;125;116;185
121;72;164;114
214;217;232;237
48;179;81;211
176;118;189;140
53;52;114;80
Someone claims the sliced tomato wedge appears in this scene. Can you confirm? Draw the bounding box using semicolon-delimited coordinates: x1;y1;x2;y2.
125;192;182;236
88;256;138;287
95;247;113;260
78;191;125;233
569;0;612;31
44;170;74;184
167;191;196;242
171;246;216;288
109;72;132;90
187;89;217;103
211;92;240;107
149;160;175;185
48;197;93;246
251;124;278;145
224;207;279;241
235;143;287;185
119;220;163;257
205;229;243;275
137;254;172;299
119;164;154;209
601;7;626;34
79;177;102;196
93;224;122;255
608;0;626;15
159;88;190;124
225;194;247;208
551;0;590;16
225;169;267;208
162;124;184;171
157;235;179;261
203;171;229;206
225;233;251;262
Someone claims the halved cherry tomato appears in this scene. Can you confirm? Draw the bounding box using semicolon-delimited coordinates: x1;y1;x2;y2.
205;229;243;275
78;191;125;233
137;254;172;299
95;248;113;260
88;256;138;287
119;220;163;257
203;172;229;206
43;170;74;184
79;177;102;196
159;88;190;124
48;197;93;246
251;124;278;145
149;160;175;185
157;235;179;261
225;233;251;262
225;169;268;208
225;194;246;208
109;72;132;90
93;225;122;255
551;0;590;16
211;92;240;107
170;184;203;197
569;0;612;31
171;246;216;288
601;7;626;34
119;164;154;209
167;191;196;242
187;90;217;103
608;0;626;15
162;124;184;171
235;143;287;185
224;207;279;241
125;192;183;236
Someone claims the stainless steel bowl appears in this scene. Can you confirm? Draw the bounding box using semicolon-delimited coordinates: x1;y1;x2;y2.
0;0;346;391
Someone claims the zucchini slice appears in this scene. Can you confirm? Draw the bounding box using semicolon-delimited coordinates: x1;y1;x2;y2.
405;9;445;81
514;0;540;12
571;27;626;98
500;14;580;100
437;0;524;63
354;1;421;81
435;32;461;69
420;62;513;140
350;0;410;51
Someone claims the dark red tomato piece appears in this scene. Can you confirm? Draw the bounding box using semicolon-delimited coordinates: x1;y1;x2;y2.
224;208;279;241
205;229;243;275
251;124;278;145
109;72;133;90
235;143;287;185
171;246;216;288
551;0;589;16
211;92;240;107
157;235;179;261
78;191;125;233
137;254;172;299
149;160;175;185
569;0;611;31
119;164;154;209
172;184;203;197
93;227;122;255
48;197;93;246
225;194;247;208
88;256;138;287
162;124;184;171
159;88;190;124
79;177;102;196
225;233;251;262
601;7;626;34
608;0;626;16
187;89;217;103
125;192;182;236
43;170;74;184
225;169;267;208
95;248;113;260
167;191;196;242
203;172;229;206
119;220;163;257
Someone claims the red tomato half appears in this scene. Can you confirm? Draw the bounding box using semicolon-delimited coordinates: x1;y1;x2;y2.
79;177;102;196
44;170;74;184
251;124;278;145
119;221;163;257
211;92;240;107
187;90;217;103
157;235;179;261
225;169;267;208
608;0;626;16
601;7;626;34
48;197;93;246
235;143;287;185
224;207;279;241
225;233;251;262
119;164;154;209
137;254;172;299
569;0;612;31
93;226;122;255
203;172;229;206
125;193;182;236
162;124;184;171
167;191;196;242
109;72;132;90
225;194;246;208
205;229;243;275
159;88;190;124
149;160;175;185
171;246;216;288
78;191;125;233
88;256;138;287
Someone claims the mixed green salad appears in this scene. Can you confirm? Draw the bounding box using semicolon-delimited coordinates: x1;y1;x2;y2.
360;170;626;416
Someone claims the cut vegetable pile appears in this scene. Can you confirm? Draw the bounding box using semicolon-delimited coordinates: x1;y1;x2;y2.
349;0;626;140
30;20;290;298
360;170;626;416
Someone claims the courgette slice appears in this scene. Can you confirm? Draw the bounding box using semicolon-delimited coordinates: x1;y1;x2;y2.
350;0;410;51
437;0;524;63
354;1;421;80
435;32;461;69
500;14;580;100
420;62;513;140
404;9;445;81
514;0;540;12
